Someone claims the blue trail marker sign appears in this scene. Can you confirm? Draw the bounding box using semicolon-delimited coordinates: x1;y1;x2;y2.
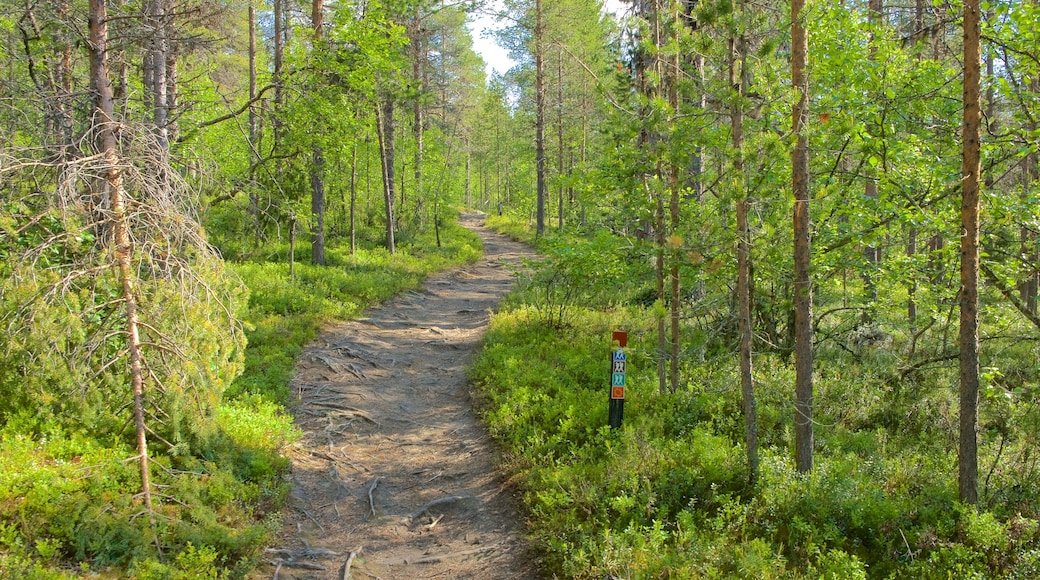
609;331;627;429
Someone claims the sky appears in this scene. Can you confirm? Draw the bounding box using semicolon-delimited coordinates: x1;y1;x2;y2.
467;0;625;79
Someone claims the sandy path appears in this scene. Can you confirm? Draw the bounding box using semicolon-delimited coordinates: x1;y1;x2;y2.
262;213;541;579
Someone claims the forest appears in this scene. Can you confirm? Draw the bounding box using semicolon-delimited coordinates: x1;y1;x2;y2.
0;0;1038;577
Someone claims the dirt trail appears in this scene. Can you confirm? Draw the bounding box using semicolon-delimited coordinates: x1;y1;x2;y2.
262;214;541;579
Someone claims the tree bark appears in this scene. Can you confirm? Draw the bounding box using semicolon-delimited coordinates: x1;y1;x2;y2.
165;48;178;143
248;0;260;239
1020;74;1039;313
310;0;326;265
792;0;814;474
863;0;882;315
350;140;358;255
959;0;982;506
376;99;397;254
89;0;153;512
311;146;326;265
56;0;75;161
412;6;426;227
273;0;284;147
731;22;758;486
535;0;546;237
557;45;565;231
668;2;681;394
143;0;169;147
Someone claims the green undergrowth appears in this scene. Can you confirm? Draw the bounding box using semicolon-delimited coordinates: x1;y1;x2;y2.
483;213;540;246
0;215;482;577
470;308;1040;579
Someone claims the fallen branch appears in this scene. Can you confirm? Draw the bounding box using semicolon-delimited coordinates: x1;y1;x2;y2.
339;546;363;580
406;545;496;565
281;560;327;571
367;476;383;519
425;514;445;530
265;547;339;559
308;402;380;427
408;495;472;520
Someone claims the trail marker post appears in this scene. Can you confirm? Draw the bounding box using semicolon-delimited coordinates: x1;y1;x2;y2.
609;331;627;429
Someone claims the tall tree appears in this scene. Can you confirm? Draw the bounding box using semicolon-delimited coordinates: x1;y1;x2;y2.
959;0;982;505
792;0;814;473
89;0;154;512
535;0;547;236
862;0;882;316
143;0;169;147
730;3;758;485
310;0;327;265
376;98;397;254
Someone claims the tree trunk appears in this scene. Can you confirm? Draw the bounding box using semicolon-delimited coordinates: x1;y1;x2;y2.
165;48;178;143
56;0;75;160
465;137;472;207
907;0;924;326
248;0;261;240
310;0;326;266
862;0;882;316
273;0;284;147
655;179;667;396
668;3;681;394
1020;75;1039;313
376;99;397;255
792;0;814;474
143;0;169;147
959;0;982;506
557;46;565;231
535;0;546;237
412;7;426;228
908;226;918;324
89;0;153;512
350;140;358;255
311;0;323;33
731;23;758;486
311;147;326;265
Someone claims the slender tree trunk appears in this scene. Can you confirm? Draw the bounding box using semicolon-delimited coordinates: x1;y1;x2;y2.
89;0;152;512
311;0;323;34
143;0;169;147
1021;75;1039;313
465;136;472;207
311;147;326;265
557;46;565;231
248;0;261;240
165;48;178;143
376;99;397;255
667;3;681;394
534;0;546;237
731;23;758;485
350;140;358;255
310;0;326;265
411;8;424;225
863;0;882;316
289;214;296;280
908;226;918;324
792;0;814;473
959;0;982;506
57;0;74;158
908;0;924;326
273;0;284;147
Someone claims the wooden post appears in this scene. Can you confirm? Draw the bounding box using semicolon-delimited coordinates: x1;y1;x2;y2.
609;331;627;429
